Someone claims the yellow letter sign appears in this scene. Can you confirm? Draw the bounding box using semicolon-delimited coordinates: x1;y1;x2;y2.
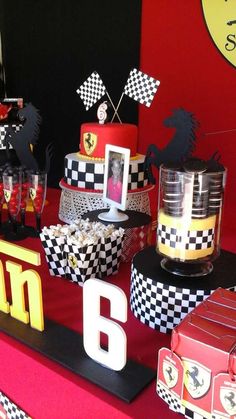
0;239;44;331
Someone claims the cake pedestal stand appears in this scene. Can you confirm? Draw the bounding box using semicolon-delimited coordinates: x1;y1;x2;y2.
82;209;152;263
130;246;236;334
58;181;154;224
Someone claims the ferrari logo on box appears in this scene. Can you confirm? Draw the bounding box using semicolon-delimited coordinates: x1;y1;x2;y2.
163;359;179;389
182;358;211;399
68;254;78;269
212;372;236;418
220;387;236;416
83;132;97;156
202;0;236;67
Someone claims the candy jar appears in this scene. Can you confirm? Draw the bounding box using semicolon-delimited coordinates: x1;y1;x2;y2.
156;159;226;276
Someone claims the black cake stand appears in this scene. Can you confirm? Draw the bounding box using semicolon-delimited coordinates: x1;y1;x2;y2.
131;246;236;334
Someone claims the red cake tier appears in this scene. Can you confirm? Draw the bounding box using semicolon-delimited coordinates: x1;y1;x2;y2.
80;123;137;158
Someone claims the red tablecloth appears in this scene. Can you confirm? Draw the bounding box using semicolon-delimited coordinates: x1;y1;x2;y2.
0;188;235;419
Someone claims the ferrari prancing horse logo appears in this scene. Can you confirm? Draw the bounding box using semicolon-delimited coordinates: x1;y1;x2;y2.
83;132;97;156
29;188;36;201
220;387;236;416
182;358;211;399
4;189;11;202
163;360;179;389
68;254;78;269
202;0;236;67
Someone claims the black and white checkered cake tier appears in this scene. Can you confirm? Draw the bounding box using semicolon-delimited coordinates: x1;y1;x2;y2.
0;123;23;149
64;153;148;190
130;246;236;334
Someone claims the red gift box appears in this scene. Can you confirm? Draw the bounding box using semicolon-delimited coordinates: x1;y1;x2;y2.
171;288;236;418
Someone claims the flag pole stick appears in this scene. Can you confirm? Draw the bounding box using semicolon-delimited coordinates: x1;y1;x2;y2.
105;90;122;123
111;92;124;122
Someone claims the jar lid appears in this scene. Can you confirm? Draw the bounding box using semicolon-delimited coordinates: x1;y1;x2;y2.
183;158;207;174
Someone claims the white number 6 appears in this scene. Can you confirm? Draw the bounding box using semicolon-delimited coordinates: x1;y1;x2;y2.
83;278;127;371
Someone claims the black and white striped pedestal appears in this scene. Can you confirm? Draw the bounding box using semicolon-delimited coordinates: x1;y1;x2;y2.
130;246;236;334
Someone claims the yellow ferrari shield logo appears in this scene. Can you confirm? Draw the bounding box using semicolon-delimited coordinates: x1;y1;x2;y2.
83;132;97;156
4;189;11;202
68;254;78;269
29;188;36;201
202;0;236;67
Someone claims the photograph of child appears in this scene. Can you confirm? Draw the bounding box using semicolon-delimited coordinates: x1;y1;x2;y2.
107;153;124;204
101;144;130;218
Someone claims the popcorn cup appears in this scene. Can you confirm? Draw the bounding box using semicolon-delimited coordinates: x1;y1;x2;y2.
40;232;67;277
65;238;101;286
99;233;124;278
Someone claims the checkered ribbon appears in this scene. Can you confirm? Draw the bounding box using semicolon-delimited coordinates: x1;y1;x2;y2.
123;68;160;107
157;224;214;250
0;391;31;419
76;71;106;110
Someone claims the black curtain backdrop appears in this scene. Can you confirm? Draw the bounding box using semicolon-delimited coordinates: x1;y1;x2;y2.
1;0;142;187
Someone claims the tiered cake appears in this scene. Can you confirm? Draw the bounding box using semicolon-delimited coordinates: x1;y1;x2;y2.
0;98;23;153
59;122;152;222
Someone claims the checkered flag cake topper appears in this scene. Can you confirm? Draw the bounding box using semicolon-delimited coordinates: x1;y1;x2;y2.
76;71;106;110
123;68;160;107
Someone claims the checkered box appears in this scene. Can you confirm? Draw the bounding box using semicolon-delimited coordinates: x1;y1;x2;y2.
40;232;67;277
64;239;101;286
99;234;124;278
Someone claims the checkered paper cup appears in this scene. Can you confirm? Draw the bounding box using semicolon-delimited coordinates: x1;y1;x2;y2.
99;234;124;278
64;238;101;286
40;232;67;277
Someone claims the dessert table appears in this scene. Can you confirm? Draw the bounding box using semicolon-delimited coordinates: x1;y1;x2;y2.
0;188;235;419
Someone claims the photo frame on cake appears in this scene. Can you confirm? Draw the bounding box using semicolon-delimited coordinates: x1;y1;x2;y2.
98;145;130;222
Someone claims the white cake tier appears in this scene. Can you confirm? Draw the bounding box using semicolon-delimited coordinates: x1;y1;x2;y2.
64;153;148;191
0;123;23;149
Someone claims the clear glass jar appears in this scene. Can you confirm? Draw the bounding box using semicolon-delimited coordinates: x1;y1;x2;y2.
156;160;226;276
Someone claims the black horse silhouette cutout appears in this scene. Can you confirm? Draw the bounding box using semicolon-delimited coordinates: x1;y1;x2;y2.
144;108;199;184
186;366;204;391
4;103;53;172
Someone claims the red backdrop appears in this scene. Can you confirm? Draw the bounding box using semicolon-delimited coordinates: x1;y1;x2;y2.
138;1;236;229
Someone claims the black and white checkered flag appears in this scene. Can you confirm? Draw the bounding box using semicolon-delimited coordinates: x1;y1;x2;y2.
76;71;106;110
123;68;160;107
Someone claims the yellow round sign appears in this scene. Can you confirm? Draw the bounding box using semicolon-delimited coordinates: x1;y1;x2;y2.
202;0;236;67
